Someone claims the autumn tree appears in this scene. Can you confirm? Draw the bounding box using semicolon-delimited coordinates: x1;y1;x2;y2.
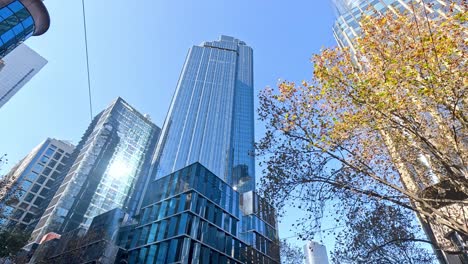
257;3;467;260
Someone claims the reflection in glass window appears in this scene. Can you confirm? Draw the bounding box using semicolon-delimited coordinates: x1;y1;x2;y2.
27;172;38;181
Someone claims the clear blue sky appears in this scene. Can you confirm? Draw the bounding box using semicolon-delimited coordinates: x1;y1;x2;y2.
0;0;337;255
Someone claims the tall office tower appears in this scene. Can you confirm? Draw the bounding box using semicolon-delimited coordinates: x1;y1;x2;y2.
0;0;49;59
153;35;255;193
331;1;467;263
0;138;74;233
119;36;280;264
29;98;161;245
304;241;329;264
0;44;47;108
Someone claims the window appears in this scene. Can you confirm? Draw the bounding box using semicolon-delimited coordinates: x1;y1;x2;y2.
147;223;158;244
138;247;147;263
24;193;34;202
147;245;158;264
53;152;62;161
33;197;44;206
48;160;57;168
31;184;40;193
157;220;167;241
22;213;34;223
167;239;181;263
20;180;32;191
51;171;60;180
45;180;54;188
156;242;168;263
167;216;178;238
40;156;49;164
44;148;55;157
39;188;49;197
37;176;46;184
8;1;24;13
32;164;44;174
12;209;24;220
56;164;64;172
42;167;52;176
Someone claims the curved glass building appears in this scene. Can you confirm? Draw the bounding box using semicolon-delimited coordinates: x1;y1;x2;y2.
0;0;50;59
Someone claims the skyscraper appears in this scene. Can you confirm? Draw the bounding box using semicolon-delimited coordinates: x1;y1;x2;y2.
121;36;280;264
152;35;255;193
29;98;161;244
332;0;458;51
0;44;47;108
0;0;50;59
331;1;467;263
0;138;74;233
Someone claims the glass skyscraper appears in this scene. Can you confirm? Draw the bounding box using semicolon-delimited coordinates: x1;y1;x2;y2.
0;0;49;59
152;35;255;193
121;36;280;264
29;97;161;244
0;138;74;232
123;163;279;264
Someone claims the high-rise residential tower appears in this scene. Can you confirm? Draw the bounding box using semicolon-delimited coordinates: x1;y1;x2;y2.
331;1;467;263
0;138;74;233
29;98;161;244
152;35;255;194
0;0;49;59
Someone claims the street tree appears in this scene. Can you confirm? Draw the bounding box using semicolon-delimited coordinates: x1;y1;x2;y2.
257;3;467;257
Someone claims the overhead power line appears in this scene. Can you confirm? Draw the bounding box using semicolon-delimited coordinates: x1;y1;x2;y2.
81;0;93;121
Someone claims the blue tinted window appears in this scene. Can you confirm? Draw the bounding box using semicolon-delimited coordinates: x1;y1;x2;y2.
27;172;38;181
157;220;167;240
147;223;158;244
22;16;33;28
0;8;13;19
146;245;157;264
8;1;24;13
20;180;32;191
1;29;14;42
156;242;168;263
138;247;147;263
45;148;55;157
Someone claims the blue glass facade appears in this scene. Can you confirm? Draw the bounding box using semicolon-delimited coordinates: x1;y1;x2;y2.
153;36;255;193
123;163;280;264
29;98;161;244
0;1;34;58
